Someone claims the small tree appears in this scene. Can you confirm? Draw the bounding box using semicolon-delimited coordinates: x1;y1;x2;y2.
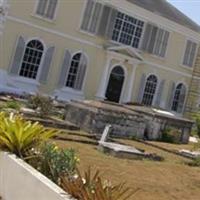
28;94;53;118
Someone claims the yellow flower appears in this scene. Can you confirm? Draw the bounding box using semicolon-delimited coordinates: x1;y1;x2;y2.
75;156;80;162
54;145;58;151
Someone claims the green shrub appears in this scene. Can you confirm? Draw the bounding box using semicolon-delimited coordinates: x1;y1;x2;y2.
0;112;57;158
6;100;21;110
188;157;200;167
61;167;137;200
160;127;182;143
28;94;53;117
29;142;78;184
160;128;175;143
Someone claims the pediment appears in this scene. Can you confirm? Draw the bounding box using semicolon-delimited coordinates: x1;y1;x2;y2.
107;45;144;61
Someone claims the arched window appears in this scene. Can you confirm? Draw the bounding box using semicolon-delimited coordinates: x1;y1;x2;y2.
142;75;158;106
172;83;186;113
19;40;44;79
66;53;87;90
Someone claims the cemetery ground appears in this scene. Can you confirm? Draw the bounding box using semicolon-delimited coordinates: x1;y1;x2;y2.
56;130;200;200
1;94;200;200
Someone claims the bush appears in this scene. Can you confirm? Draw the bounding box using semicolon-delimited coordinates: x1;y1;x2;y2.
29;142;78;184
28;94;53;117
61;168;137;200
6;100;21;110
188;157;200;167
0;112;57;158
160;127;182;143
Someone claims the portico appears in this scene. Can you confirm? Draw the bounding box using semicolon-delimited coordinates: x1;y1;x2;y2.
96;45;143;103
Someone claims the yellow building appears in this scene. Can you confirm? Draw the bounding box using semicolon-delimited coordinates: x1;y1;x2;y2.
0;0;200;116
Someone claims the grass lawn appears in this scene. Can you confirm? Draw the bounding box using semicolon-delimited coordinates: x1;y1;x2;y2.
55;131;200;200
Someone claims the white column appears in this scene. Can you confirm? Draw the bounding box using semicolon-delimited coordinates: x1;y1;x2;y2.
95;57;112;100
123;64;137;103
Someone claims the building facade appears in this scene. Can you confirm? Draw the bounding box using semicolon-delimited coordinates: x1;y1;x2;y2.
0;0;200;116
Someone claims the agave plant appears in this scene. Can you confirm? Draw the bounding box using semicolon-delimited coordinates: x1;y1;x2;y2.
61;168;138;200
0;112;57;158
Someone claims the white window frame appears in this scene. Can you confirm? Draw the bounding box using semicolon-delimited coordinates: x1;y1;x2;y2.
181;38;198;69
152;29;169;57
79;0;104;35
144;24;170;58
65;52;82;89
171;82;187;113
142;74;158;106
111;11;144;49
65;51;88;91
18;38;46;82
34;0;59;21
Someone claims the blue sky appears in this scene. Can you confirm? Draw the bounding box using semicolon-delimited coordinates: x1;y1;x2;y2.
167;0;200;25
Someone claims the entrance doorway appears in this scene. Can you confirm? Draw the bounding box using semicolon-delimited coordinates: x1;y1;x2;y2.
105;66;125;103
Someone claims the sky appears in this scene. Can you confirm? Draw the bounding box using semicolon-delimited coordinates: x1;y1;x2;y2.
167;0;200;25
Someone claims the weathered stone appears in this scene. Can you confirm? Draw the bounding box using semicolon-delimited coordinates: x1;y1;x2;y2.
65;101;146;138
65;100;193;143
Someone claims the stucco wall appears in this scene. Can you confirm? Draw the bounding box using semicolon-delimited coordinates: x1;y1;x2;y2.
0;0;199;112
0;152;75;200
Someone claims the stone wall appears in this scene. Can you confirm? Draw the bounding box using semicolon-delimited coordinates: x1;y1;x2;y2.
143;114;192;143
65;101;193;143
65;101;146;138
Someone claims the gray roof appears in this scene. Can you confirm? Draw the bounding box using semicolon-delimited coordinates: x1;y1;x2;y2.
127;0;200;32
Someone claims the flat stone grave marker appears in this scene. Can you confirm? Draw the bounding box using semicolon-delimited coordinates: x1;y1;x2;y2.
98;125;146;159
98;125;163;161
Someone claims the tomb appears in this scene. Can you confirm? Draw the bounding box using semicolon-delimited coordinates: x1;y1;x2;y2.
65;100;194;144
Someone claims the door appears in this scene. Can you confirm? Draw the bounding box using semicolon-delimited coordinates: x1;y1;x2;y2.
105;66;125;103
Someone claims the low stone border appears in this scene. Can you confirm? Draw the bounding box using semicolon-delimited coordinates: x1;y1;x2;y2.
24;116;79;130
136;140;194;160
0;152;76;200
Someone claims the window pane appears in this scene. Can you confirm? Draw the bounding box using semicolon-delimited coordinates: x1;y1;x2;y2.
66;53;82;88
142;75;157;106
89;2;102;33
112;12;144;48
46;0;57;19
19;40;43;79
183;40;197;67
172;83;186;112
36;0;48;16
81;0;94;31
36;0;57;20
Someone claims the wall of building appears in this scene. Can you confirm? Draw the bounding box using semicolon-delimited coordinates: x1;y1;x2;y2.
0;0;199;115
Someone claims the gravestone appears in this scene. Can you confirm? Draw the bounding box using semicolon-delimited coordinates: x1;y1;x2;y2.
100;124;112;142
98;125;147;159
